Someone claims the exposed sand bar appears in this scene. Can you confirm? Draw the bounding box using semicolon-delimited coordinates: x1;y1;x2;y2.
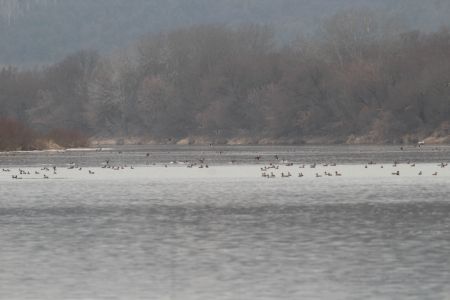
1;163;448;182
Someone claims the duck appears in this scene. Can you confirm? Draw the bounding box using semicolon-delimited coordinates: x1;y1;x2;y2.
392;171;400;176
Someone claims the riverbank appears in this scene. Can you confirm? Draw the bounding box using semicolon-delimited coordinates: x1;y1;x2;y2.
90;133;450;146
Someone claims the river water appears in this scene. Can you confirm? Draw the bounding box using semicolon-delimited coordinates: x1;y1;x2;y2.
1;145;449;300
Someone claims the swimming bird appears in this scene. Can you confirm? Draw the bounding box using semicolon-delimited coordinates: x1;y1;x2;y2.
392;171;400;176
432;172;438;176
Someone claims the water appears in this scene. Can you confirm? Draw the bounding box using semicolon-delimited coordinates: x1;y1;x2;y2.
1;145;450;300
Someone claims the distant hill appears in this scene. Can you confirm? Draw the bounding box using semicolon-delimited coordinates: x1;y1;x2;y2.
1;0;450;66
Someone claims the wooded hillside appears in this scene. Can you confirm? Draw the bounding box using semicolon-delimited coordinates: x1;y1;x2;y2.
1;11;450;148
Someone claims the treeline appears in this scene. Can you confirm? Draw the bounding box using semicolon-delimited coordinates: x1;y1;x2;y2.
1;10;450;145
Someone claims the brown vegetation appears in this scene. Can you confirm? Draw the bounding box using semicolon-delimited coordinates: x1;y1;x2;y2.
0;118;36;150
0;118;89;151
1;10;450;145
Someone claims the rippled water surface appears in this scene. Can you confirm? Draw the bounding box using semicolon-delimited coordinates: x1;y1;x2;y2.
1;145;450;299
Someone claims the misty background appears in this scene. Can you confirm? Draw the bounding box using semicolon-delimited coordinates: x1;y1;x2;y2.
1;0;450;149
1;0;450;65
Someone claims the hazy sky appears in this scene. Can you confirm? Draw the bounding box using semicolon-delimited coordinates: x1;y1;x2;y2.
1;0;449;65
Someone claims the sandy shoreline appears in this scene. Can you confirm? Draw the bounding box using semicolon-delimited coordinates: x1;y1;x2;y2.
2;163;449;182
89;134;450;146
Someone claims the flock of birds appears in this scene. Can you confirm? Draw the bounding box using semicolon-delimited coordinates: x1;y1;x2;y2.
258;159;449;178
3;164;100;180
1;151;449;180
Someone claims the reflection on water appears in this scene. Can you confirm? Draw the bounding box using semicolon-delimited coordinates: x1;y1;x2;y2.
1;146;450;299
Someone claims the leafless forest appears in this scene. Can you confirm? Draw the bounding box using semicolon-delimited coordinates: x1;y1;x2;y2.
1;8;450;149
